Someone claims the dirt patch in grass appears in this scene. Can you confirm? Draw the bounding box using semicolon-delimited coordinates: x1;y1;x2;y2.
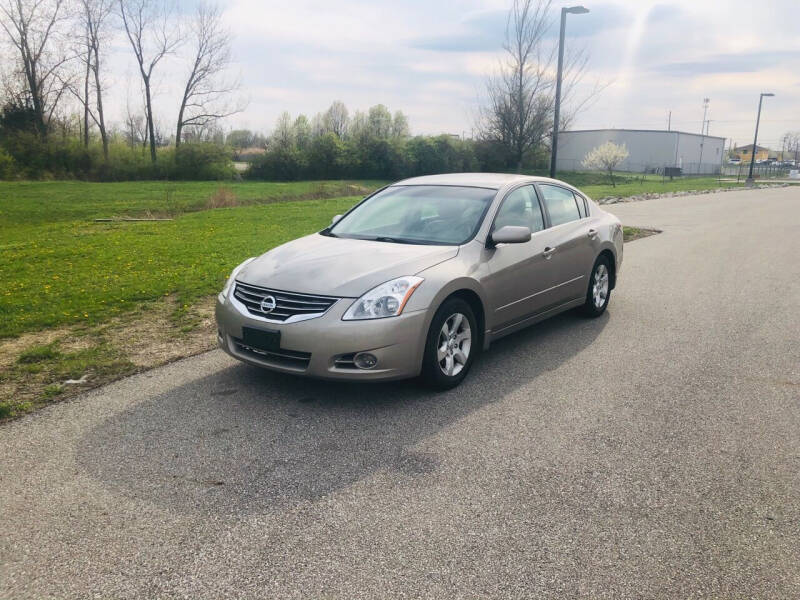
0;295;217;421
0;327;74;371
205;186;239;209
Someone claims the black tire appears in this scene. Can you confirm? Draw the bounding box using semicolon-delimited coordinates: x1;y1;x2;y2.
421;298;478;390
580;255;612;317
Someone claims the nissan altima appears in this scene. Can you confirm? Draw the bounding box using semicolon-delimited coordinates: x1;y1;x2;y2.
215;173;623;389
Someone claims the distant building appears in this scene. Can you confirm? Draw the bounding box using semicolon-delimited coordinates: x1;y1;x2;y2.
556;128;726;174
732;144;770;163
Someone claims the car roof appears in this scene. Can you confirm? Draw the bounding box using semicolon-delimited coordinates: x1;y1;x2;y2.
391;172;571;190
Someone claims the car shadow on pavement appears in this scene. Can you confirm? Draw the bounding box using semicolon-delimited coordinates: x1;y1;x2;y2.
77;311;609;514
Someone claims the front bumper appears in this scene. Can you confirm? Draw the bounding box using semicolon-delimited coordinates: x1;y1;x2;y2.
215;291;429;381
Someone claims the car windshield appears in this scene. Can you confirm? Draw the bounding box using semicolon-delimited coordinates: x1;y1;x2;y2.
327;185;496;245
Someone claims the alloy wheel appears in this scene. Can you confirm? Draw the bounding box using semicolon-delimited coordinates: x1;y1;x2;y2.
592;263;609;309
437;313;472;376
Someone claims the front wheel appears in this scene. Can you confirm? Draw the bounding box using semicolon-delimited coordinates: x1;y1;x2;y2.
580;256;611;317
421;298;478;390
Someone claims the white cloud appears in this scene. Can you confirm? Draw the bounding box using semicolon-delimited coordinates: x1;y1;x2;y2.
91;0;800;148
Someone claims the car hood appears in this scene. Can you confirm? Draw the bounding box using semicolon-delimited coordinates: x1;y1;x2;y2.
238;234;458;297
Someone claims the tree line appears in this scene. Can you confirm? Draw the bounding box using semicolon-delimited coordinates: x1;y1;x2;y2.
0;0;599;181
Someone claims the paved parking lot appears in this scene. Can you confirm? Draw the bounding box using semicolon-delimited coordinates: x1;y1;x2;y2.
1;187;799;598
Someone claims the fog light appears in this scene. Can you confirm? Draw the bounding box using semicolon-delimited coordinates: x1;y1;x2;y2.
353;352;378;370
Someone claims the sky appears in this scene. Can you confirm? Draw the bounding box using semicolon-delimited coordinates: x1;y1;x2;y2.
102;0;800;151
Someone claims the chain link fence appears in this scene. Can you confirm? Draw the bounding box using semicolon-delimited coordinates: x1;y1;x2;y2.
555;158;792;180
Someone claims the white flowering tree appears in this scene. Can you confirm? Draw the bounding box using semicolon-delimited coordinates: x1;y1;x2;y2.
582;142;630;187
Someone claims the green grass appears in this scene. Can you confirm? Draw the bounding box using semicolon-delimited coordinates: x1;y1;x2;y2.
0;175;743;340
17;343;61;363
581;176;740;201
1;180;376;338
41;384;63;400
0;180;382;226
545;172;742;200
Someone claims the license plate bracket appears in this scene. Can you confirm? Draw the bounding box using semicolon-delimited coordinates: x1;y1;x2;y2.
242;327;281;352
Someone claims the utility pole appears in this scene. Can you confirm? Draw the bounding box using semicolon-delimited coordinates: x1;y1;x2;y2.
667;110;671;131
698;98;710;174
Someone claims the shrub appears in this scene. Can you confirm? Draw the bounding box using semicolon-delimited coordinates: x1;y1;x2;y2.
0;147;16;179
171;143;235;180
247;147;309;181
307;133;343;179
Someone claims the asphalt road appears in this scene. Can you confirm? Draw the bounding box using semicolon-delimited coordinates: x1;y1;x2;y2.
2;187;799;599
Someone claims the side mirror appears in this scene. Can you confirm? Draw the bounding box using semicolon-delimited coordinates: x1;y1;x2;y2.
489;225;531;246
331;214;343;226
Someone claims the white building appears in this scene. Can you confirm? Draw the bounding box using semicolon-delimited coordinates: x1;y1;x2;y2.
556;128;726;175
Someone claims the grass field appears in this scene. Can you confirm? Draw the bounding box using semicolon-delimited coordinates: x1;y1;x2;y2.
0;175;742;339
0;174;753;418
0;181;381;338
544;170;743;200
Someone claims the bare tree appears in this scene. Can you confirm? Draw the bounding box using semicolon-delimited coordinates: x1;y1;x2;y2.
83;0;112;158
270;111;294;149
324;100;348;138
0;0;70;137
123;81;147;149
480;0;554;171
175;2;240;148
555;48;605;131
479;0;596;171
118;0;180;162
781;131;800;163
66;0;113;156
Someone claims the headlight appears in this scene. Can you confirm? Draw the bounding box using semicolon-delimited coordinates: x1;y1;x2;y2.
342;276;423;320
220;257;256;301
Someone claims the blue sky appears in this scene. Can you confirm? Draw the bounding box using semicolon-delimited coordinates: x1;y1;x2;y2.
106;0;800;150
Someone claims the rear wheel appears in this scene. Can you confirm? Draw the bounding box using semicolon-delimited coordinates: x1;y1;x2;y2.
421;298;477;390
581;256;611;317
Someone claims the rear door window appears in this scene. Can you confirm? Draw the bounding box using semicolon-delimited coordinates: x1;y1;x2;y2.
539;184;581;226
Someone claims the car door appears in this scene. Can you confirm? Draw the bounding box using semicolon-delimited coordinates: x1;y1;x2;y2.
483;184;563;328
535;183;597;303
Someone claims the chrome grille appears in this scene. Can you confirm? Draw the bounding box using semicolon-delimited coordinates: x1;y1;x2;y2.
233;281;339;322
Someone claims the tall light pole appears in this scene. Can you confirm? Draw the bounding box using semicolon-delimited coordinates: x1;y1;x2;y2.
549;5;589;179
746;92;775;185
698;98;709;174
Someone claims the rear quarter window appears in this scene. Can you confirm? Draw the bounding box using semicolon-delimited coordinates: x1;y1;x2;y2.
575;193;589;218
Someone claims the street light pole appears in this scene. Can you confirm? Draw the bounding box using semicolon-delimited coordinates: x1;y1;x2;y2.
698;98;709;174
746;92;774;185
549;5;589;179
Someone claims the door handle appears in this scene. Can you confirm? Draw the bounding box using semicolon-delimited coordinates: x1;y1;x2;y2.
587;228;598;239
542;246;557;259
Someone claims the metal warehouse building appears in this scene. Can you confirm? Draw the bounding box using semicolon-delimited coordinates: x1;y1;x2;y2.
556;128;726;175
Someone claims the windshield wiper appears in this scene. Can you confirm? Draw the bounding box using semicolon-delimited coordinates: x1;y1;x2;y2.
373;236;426;244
